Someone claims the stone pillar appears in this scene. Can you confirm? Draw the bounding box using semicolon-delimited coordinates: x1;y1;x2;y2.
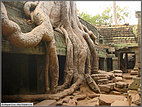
124;53;128;73
134;51;139;70
104;58;107;71
112;57;119;70
117;52;121;70
135;11;141;77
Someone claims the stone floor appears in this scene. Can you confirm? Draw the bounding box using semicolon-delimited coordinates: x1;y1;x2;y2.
33;70;141;106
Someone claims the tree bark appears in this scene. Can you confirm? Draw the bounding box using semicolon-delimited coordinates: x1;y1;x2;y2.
113;1;118;25
2;1;99;100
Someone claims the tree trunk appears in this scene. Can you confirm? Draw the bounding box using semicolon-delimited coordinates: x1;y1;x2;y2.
2;1;99;100
113;1;118;25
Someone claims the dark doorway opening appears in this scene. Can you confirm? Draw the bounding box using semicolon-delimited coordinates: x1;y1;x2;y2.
2;52;46;96
99;57;104;70
58;55;66;85
127;53;135;69
120;52;135;72
107;58;113;71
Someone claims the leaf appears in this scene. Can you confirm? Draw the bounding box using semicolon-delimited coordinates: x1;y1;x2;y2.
78;5;129;25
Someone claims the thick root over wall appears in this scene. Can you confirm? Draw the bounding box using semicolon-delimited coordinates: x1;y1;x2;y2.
2;1;98;100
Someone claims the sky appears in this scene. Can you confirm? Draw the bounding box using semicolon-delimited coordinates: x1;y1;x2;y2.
76;1;141;25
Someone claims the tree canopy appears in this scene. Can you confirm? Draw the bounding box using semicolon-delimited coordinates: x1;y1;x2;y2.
78;5;130;25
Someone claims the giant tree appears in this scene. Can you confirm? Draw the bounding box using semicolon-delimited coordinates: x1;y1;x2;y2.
1;1;98;100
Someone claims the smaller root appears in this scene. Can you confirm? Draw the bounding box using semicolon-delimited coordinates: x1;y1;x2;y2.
24;1;39;18
82;24;98;45
57;70;74;92
49;78;84;100
54;27;63;34
56;26;74;92
85;49;91;74
54;24;63;34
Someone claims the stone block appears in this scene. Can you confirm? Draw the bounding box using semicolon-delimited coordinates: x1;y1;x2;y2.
91;74;107;81
108;80;114;83
131;70;138;75
97;79;108;84
111;100;129;106
114;86;128;93
107;83;115;90
62;98;77;106
114;73;122;77
75;95;86;101
98;70;108;74
128;90;141;105
113;70;123;73
115;81;128;89
91;74;107;77
123;76;133;79
110;91;122;95
107;72;115;80
77;97;99;106
99;94;126;106
98;84;111;93
114;77;123;82
35;100;56;106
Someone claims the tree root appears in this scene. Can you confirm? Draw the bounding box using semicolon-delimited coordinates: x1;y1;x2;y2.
2;1;99;100
3;78;83;102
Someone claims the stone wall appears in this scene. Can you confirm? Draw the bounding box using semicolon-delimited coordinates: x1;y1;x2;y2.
2;1;118;71
135;11;141;75
96;25;137;46
3;2;67;55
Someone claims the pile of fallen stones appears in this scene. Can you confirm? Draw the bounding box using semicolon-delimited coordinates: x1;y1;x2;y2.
127;69;141;106
34;69;140;106
90;70;129;95
87;69;141;106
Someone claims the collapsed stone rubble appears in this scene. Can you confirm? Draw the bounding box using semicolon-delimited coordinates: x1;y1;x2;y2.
34;69;141;106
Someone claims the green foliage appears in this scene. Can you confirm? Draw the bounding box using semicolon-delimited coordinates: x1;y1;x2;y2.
78;5;130;25
132;25;137;36
79;12;92;23
116;5;129;24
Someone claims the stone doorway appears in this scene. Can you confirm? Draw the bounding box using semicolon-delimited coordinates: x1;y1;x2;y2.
120;52;135;72
99;57;105;70
106;58;113;71
58;55;66;85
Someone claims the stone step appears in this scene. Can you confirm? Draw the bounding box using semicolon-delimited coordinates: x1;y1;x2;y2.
123;76;133;79
114;77;123;82
130;70;138;75
107;83;115;89
115;81;128;89
91;74;107;81
113;70;123;73
91;74;107;77
114;73;122;77
98;85;111;93
98;83;115;94
97;79;109;84
114;86;128;93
